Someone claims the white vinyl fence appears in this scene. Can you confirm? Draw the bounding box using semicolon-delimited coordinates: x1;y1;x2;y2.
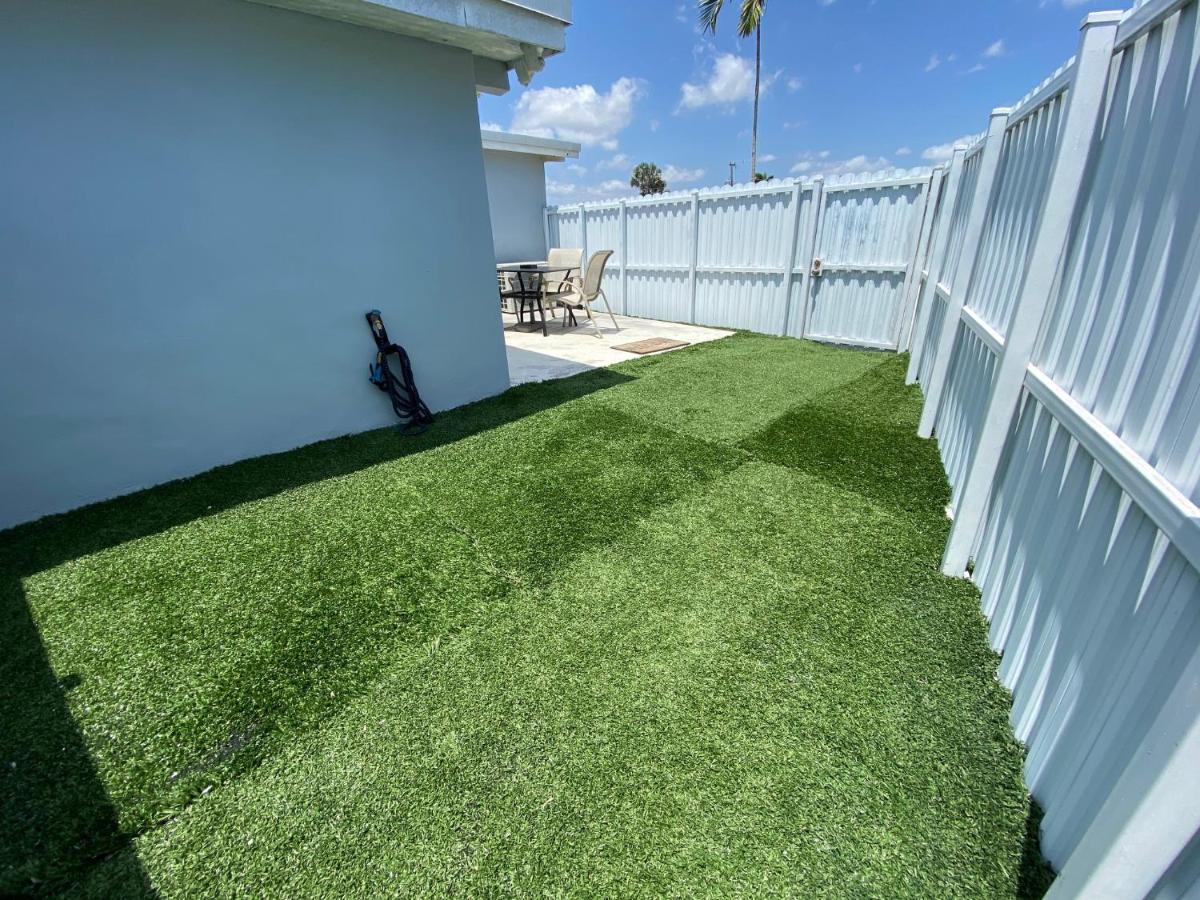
546;170;938;350
548;2;1200;895
902;3;1200;897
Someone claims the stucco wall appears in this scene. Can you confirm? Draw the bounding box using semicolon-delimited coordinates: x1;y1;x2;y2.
483;149;550;263
0;0;510;529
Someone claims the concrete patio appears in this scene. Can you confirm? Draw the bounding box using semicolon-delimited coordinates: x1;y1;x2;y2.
502;311;732;385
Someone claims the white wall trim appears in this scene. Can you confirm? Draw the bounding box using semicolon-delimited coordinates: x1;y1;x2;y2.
481;129;579;160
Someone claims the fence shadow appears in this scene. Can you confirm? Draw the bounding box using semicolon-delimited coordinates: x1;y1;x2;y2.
0;366;632;894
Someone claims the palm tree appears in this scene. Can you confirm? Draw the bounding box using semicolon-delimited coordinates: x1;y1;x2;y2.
698;0;766;181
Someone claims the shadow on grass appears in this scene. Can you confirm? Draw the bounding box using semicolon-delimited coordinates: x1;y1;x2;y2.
0;367;632;896
1019;799;1056;899
740;355;952;523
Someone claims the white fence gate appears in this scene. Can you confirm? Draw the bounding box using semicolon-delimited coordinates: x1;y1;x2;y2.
545;170;937;350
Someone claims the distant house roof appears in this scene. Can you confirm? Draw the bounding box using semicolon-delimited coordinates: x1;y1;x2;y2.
246;0;570;92
481;130;580;161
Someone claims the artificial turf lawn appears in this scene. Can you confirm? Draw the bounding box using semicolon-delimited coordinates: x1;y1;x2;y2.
1;334;1047;897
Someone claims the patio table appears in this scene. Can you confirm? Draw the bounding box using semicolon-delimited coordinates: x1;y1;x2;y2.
497;262;578;337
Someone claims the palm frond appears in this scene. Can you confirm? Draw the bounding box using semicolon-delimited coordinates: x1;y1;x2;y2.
737;0;765;37
697;0;724;35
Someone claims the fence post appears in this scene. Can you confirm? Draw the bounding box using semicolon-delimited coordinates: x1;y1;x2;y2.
906;148;966;383
916;106;1011;438
688;190;700;324
794;178;825;340
619;199;628;315
940;12;1121;576
895;169;943;352
778;181;804;336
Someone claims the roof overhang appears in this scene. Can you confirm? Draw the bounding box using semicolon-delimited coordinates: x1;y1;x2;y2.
244;0;570;92
481;129;580;161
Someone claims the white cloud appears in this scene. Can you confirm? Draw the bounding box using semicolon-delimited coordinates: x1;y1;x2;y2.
965;63;986;75
921;134;976;162
678;54;758;110
759;153;778;163
662;164;706;184
566;163;587;175
984;39;1006;58
512;77;642;147
925;54;941;72
596;153;630;171
480;121;505;132
787;76;804;93
895;146;912;156
790;152;890;178
546;178;636;203
546;178;578;200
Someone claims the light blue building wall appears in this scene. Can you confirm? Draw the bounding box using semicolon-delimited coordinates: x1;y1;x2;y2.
482;131;579;264
0;0;522;529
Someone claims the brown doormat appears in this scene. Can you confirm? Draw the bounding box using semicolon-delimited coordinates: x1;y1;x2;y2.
612;337;691;355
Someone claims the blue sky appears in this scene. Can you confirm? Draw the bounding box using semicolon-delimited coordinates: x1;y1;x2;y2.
478;0;1124;202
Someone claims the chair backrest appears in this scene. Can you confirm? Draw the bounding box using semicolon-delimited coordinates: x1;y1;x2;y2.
547;247;582;272
581;250;613;298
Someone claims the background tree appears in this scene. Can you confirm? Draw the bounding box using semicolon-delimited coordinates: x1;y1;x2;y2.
753;172;773;183
630;162;667;196
699;0;767;180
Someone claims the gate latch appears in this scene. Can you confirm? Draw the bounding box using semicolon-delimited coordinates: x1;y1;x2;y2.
810;258;824;278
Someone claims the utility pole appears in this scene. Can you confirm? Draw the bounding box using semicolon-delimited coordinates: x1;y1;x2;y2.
728;162;736;186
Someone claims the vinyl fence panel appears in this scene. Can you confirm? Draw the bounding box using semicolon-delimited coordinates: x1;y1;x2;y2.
931;62;1075;505
915;3;1200;895
546;170;931;350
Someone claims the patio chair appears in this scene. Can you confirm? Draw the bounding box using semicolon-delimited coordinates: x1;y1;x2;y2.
555;250;619;337
542;248;582;303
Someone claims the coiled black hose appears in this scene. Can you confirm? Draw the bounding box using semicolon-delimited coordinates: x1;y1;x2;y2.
365;310;433;434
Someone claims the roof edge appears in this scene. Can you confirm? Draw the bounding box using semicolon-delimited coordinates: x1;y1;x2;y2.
481;129;580;160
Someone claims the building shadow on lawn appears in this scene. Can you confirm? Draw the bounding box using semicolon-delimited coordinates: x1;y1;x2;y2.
0;367;632;895
740;356;952;523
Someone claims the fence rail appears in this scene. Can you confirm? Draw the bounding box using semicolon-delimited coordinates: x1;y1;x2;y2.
549;0;1200;894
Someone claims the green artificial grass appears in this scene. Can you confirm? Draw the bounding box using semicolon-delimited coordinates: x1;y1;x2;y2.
1;334;1048;897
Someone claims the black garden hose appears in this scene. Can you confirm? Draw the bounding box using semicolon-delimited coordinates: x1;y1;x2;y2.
365;310;434;434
